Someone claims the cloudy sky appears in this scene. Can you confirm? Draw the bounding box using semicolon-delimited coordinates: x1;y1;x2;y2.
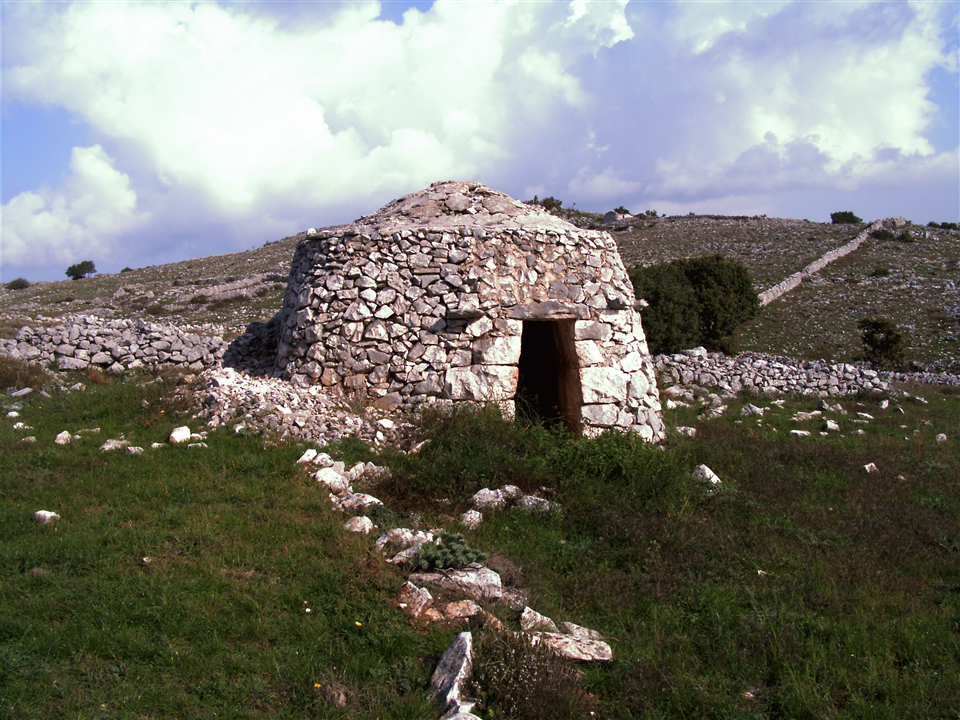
2;0;958;282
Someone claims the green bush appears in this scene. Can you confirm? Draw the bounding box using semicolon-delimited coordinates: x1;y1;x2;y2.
831;211;863;224
471;624;588;720
65;260;97;280
408;532;487;571
858;317;906;369
4;277;30;290
614;205;631;215
629;255;760;354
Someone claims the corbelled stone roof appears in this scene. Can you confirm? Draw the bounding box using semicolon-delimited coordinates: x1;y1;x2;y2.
343;180;575;234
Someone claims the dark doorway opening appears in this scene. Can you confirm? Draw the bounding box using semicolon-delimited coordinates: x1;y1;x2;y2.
515;320;582;435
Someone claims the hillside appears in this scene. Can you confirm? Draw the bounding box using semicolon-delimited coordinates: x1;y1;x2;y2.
2;213;958;368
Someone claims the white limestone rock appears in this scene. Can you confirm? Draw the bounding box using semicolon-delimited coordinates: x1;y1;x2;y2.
169;426;192;444
693;464;721;485
34;510;60;524
343;516;375;534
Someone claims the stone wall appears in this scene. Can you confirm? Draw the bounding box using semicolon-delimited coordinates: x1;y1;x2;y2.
0;316;225;373
758;218;907;306
656;347;960;396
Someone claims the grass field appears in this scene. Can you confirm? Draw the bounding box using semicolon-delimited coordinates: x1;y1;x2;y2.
2;364;958;719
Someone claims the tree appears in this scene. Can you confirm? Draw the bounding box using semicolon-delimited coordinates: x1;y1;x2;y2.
66;260;97;280
857;317;905;370
831;211;863;224
629;255;760;355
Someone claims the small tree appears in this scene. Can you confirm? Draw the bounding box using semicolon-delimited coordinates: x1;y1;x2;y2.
857;317;905;369
831;211;863;224
614;206;631;216
65;260;97;280
629;255;760;355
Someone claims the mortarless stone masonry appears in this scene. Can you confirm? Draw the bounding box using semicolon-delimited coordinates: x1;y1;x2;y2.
275;181;665;441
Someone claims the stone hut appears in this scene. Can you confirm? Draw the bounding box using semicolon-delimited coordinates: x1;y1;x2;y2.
275;181;664;441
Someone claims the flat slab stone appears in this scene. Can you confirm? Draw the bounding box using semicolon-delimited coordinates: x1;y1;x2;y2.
410;566;503;600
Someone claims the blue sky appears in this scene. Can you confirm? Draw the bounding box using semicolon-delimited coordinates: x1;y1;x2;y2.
2;0;958;282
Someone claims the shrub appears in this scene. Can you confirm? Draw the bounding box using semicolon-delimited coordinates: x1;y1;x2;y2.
871;228;895;241
831;211;863;224
858;317;906;370
471;625;589;720
0;356;52;391
540;196;563;212
629;255;760;354
4;278;30;290
614;206;631;216
408;532;487;571
65;260;97;280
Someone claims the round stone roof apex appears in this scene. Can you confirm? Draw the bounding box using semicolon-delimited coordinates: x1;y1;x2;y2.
348;181;575;235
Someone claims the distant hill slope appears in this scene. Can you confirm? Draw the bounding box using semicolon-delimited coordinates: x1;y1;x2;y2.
2;215;957;368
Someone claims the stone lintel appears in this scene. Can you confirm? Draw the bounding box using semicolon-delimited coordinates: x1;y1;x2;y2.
505;301;589;320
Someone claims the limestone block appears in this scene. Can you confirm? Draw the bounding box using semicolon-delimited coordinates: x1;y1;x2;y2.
472;336;521;365
445;365;518;401
580;404;619;427
428;632;474;711
575;321;612;341
575;340;603;366
411;567;503;600
581;367;627;403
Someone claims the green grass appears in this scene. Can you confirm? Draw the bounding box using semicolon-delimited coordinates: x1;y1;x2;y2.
0;372;449;719
2;369;959;718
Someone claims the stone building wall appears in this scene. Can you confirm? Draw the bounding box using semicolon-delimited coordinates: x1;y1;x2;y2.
275;181;665;440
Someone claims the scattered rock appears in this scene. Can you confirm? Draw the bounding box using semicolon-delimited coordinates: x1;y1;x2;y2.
428;632;476;715
169;426;192;444
34;510;60;524
864;462;879;474
343;516;375;534
100;438;129;452
520;606;559;633
399;581;434;618
54;431;72;445
692;464;721;485
459;510;483;529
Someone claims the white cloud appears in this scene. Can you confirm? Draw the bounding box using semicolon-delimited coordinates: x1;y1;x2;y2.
3;0;632;222
2;145;149;271
641;0;955;200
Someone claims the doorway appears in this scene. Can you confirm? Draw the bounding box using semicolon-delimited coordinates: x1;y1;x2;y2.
515;320;582;435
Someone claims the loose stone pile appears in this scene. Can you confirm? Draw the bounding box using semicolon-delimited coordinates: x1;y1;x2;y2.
195;366;402;447
275;181;665;441
0;316;225;373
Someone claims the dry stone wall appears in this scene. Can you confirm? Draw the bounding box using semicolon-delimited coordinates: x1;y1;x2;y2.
0;316;225;373
758;218;907;306
275;181;665;440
